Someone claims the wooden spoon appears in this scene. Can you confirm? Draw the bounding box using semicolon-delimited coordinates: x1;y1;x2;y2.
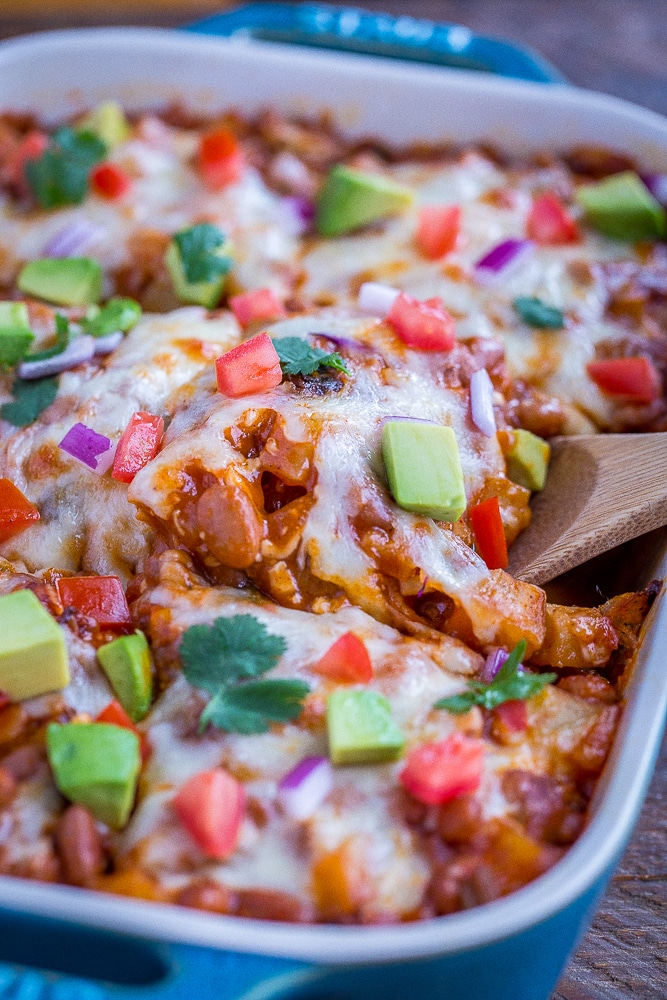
507;433;667;586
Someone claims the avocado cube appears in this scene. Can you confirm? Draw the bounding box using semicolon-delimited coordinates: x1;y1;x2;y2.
0;302;34;367
576;171;667;241
382;421;466;522
47;722;141;829
316;165;414;238
505;428;550;491
18;258;103;307
78;101;130;150
327;689;405;766
98;631;153;722
0;589;69;701
164;241;228;309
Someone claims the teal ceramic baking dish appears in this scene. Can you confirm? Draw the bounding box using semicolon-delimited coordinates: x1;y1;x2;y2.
0;7;666;999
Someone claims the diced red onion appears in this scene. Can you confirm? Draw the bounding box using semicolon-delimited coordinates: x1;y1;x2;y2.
58;422;115;474
278;195;316;236
641;173;667;206
474;239;534;284
278;756;333;820
42;218;106;258
469;368;496;437
479;647;509;683
381;415;438;427
313;332;373;354
18;335;96;380
93;331;124;355
358;281;400;318
416;576;429;599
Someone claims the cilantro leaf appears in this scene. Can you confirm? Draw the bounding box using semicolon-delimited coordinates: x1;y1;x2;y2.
201;679;310;734
275;337;349;377
82;298;142;338
1;375;59;427
434;640;557;714
513;297;564;330
27;314;72;362
25;128;107;209
180;614;287;690
173;223;233;284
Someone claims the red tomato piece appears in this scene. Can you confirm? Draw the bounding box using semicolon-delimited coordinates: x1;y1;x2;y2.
0;479;40;544
526;194;579;245
399;733;484;806
469;495;509;570
229;288;287;328
198;128;245;190
173;768;245;860
97;700;151;762
493;699;528;733
416;204;461;259
7;130;48;186
586;357;661;403
312;632;373;683
112;412;164;484
216;332;283;398
90;162;133;200
387;292;457;351
56;575;131;628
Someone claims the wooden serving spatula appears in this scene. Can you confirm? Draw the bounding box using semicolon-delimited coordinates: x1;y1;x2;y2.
507;433;667;586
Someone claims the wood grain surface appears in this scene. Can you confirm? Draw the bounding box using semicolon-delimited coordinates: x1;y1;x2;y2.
0;2;666;998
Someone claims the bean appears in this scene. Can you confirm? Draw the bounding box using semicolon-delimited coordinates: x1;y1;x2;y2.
177;879;236;914
54;804;105;887
2;744;43;782
0;767;16;807
236;888;315;923
196;483;263;569
0;705;29;747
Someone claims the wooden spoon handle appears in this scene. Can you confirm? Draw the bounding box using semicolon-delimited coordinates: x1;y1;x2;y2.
507;433;667;586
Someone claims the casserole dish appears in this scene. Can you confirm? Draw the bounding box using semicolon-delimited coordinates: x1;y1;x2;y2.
0;6;666;999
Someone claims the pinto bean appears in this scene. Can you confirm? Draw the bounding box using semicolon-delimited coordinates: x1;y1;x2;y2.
177;879;237;914
196;483;263;569
2;744;44;781
236;888;315;923
437;795;483;844
54;805;105;887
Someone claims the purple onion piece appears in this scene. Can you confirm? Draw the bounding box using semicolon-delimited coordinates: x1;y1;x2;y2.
42;218;106;259
18;335;96;380
416;576;429;599
358;281;400;318
58;422;113;471
641;173;667;206
278;756;333;820
474;238;534;284
381;415;439;427
469;368;497;437
279;196;316;236
479;647;509;684
93;331;124;355
311;332;373;354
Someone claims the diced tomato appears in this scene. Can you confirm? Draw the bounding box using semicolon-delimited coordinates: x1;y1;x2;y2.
229;288;287;328
399;733;484;806
216;332;283;398
198;128;245;190
416;204;461;259
97;700;151;762
112;412;164;484
0;479;40;544
387;292;457;351
90;162;133;200
469;495;509;570
586;356;661;403
6;130;48;186
526;194;579;245
56;575;131;628
493;699;528;732
173;768;245;860
312;632;373;683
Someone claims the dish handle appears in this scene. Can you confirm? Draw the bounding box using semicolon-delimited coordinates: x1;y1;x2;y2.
184;2;566;83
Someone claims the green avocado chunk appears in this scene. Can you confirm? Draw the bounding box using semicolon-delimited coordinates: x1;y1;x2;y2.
0;302;35;367
17;257;103;307
97;631;153;722
164;241;229;308
78;101;131;150
382;420;467;522
0;589;69;700
575;171;667;241
327;689;405;766
47;722;141;829
505;428;551;491
316;165;414;238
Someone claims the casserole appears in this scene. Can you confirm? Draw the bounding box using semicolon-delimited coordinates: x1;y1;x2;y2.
0;7;666;999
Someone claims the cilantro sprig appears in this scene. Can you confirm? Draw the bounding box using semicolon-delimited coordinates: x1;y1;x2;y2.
513;297;564;330
275;337;349;377
434;640;557;714
179;614;309;734
1;376;59;427
25;128;107;209
173;223;233;284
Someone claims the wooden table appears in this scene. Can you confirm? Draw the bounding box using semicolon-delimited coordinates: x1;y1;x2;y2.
1;2;666;998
